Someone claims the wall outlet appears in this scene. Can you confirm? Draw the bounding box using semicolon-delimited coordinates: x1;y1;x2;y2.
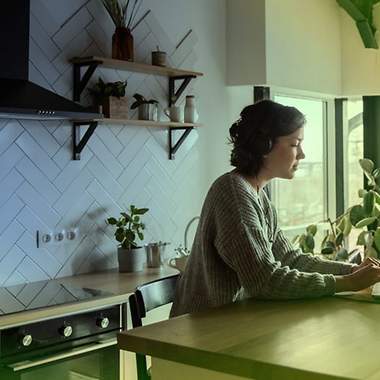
36;227;80;248
66;227;79;241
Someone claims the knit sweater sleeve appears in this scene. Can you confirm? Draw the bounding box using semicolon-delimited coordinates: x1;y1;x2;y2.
215;223;336;299
272;229;354;275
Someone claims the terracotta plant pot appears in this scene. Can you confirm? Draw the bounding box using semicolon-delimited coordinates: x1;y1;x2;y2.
112;27;134;61
100;96;128;119
117;247;145;273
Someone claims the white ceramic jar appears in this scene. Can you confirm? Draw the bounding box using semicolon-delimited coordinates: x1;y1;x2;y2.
184;95;199;123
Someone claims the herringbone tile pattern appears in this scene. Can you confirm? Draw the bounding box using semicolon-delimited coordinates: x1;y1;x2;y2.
0;0;201;287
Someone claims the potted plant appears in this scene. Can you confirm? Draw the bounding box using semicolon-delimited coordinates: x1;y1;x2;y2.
107;205;149;272
294;158;380;263
90;77;128;118
131;93;159;121
100;0;143;61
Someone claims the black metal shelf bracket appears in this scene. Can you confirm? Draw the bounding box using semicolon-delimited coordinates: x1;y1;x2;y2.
73;61;101;102
73;121;98;160
169;127;193;160
169;75;196;106
168;75;197;158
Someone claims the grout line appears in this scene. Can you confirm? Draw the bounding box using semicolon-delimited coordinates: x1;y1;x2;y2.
175;29;192;50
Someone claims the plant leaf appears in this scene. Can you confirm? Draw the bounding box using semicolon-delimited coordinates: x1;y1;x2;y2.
321;247;334;255
121;212;132;222
306;224;317;236
304;234;315;253
357;231;367;245
355;217;377;228
336;232;344;246
336;217;345;233
363;191;375;216
374;228;380;252
336;248;349;261
366;246;378;258
374;192;380;204
135;207;149;215
342;215;352;236
350;205;366;226
107;217;117;225
359;158;374;175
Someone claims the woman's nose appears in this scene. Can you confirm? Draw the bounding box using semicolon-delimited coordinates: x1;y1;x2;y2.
297;147;305;160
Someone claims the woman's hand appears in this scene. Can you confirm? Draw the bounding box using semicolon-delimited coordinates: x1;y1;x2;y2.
336;261;380;292
351;257;380;273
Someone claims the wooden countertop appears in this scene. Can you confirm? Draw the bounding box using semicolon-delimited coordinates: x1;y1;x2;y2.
0;267;177;329
118;296;380;380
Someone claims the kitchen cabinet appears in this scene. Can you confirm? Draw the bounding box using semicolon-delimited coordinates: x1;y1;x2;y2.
70;56;203;160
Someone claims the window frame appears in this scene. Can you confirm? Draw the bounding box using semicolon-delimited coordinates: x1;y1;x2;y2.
343;97;363;211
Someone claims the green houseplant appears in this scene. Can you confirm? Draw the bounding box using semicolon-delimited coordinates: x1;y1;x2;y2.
100;0;143;61
107;205;149;272
131;93;159;121
90;77;128;118
294;158;380;262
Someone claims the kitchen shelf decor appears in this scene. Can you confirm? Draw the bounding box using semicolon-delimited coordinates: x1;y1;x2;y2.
70;56;203;160
100;0;143;61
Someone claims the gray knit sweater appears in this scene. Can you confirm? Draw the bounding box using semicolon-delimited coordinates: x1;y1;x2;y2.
170;171;354;317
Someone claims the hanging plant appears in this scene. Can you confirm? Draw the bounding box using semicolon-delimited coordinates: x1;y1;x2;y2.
336;0;379;49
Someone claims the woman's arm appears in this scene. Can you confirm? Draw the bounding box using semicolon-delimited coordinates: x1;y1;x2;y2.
272;229;355;275
215;223;337;299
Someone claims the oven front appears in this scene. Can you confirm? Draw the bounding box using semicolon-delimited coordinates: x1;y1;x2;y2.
0;304;123;380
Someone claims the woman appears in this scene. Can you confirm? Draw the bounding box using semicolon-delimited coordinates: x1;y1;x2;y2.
170;100;380;317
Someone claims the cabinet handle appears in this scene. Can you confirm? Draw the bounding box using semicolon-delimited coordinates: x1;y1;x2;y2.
7;338;117;372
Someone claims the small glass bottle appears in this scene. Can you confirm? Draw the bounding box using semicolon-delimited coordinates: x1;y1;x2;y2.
184;95;199;123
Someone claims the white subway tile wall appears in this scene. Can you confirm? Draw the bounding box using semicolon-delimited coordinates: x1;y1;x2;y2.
0;0;200;285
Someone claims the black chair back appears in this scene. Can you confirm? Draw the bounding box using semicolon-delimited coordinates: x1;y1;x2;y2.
128;274;180;380
129;274;179;328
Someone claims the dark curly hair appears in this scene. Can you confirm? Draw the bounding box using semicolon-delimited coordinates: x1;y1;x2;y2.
229;100;306;177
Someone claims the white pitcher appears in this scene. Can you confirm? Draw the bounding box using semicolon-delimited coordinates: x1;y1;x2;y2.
184;95;199;123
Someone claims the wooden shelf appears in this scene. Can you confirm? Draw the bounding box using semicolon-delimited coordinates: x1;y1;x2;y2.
70;56;203;78
92;118;201;128
70;56;203;160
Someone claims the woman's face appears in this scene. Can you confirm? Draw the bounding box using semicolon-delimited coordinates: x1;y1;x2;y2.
262;127;305;180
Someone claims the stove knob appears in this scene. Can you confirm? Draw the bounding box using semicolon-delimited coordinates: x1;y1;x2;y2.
21;334;33;347
59;325;73;338
97;317;110;329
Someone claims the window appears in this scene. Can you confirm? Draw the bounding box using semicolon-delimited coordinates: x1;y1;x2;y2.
272;95;328;231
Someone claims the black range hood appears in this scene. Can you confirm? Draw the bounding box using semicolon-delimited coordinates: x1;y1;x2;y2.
0;1;102;120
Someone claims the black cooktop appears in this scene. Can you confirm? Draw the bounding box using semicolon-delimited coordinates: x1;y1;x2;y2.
0;280;112;315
